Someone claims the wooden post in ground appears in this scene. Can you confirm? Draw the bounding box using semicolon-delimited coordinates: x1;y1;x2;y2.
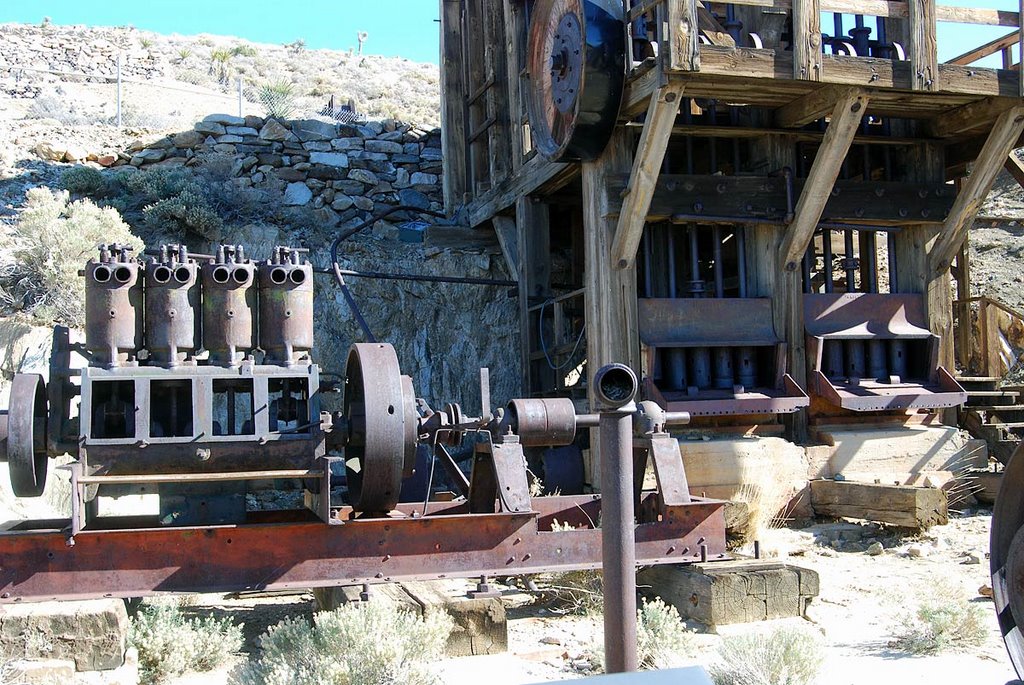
440;0;468;213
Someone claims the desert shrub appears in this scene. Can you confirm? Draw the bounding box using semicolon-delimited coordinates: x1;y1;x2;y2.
709;625;825;685
129;603;243;683
0;188;142;326
143;189;224;242
231;44;259;58
242;600;454;685
60;165;106;196
177;47;193;61
27;94;91;125
107;168;223;241
286;38;307;53
889;583;987;654
210;48;233;83
139;37;154;49
541;569;603;615
637;598;694;669
260;80;297;120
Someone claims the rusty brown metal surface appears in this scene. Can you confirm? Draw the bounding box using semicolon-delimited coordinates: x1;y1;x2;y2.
810;369;967;412
0;494;726;603
6;374;47;498
803;293;933;339
145;248;200;366
201;255;256;366
84;249;143;368
638;298;780;347
991;444;1024;677
258;247;314;366
644;376;809;416
507;398;577;446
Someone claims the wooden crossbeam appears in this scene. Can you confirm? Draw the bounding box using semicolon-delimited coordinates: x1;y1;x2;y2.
1005;152;1024;189
775;84;851;128
491;215;520;276
930;106;1024;273
926;96;1017;138
779;90;869;272
610;82;686;270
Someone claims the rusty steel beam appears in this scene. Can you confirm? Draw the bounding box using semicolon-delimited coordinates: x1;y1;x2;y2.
0;495;726;603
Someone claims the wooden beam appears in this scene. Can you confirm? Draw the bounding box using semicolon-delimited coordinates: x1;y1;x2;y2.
491;215;519;276
791;0;822;81
775;84;849;128
1005;152;1024;189
908;0;938;90
668;0;701;71
930;106;1024;273
439;0;468;213
710;0;1018;27
467;153;575;227
779;90;869;271
810;480;948;530
697;4;736;48
610;83;686;271
514;198;551;396
925;96;1016;138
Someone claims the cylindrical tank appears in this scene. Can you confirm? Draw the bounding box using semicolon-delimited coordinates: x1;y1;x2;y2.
201;245;256;367
85;244;143;367
258;246;314;366
146;245;200;366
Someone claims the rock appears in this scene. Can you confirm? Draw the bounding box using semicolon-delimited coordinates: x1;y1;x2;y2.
244;115;265;129
284;182;313;206
865;541;884;556
150;157;187;168
331;195;355;211
240;155;259;171
33;140;65;161
307;164;348;181
63;145;89;163
540;636;562;646
348;168;379;185
399;188;431;210
333;137;364;151
213;143;237;154
366;139;404;155
0;599;129;671
421;147;443;161
303;141;333;152
216;134;244;144
354;196;375;211
225;125;260;137
309;152;350;168
275;167;307;182
395;168;411;188
313;206;341;226
171;130;205;148
292;119;338;142
97;154;118;167
194;120;227;136
411;171;439;185
3;658;76;684
131;148;165;164
259;119;292;142
979;584;994;598
203;113;246;126
962;552;982;565
907;545;927;558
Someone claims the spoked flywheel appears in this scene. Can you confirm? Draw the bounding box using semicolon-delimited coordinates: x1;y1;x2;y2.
4;373;49;497
343;343;418;513
526;0;627;162
991;443;1024;677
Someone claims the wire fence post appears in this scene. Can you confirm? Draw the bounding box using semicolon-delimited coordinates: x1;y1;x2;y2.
115;53;122;127
237;77;243;118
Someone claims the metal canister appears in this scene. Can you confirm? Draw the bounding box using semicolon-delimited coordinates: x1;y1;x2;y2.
258;246;314;366
201;245;256;366
145;245;200;366
85;244;143;367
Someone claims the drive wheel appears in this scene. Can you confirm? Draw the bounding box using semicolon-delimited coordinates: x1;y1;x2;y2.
991;444;1024;677
8;373;48;497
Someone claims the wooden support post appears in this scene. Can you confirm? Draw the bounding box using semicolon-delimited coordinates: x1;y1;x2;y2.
775;85;850;129
1005;152;1024;190
955;242;972;370
667;0;701;71
791;0;822;81
926;97;1016;139
440;0;468;213
610;82;685;271
484;0;511;188
930;106;1024;274
492;215;519;278
514;198;551;396
908;0;938;91
779;90;869;272
979;298;1004;377
1020;0;1023;97
503;0;527;169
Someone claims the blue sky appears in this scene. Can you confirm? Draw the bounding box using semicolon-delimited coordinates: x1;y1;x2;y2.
0;0;1016;67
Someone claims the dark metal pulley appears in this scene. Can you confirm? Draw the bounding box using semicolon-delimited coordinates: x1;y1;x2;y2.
6;373;49;497
526;0;627;162
343;343;418;513
991;443;1024;677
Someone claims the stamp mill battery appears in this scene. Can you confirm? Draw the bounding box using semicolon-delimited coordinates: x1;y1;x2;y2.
84;244;143;368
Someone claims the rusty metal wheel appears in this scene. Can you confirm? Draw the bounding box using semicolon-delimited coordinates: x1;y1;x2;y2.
7;373;48;497
992;444;1024;677
526;0;626;162
343;343;417;513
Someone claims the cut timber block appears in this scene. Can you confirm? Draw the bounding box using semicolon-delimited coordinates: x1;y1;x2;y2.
313;579;507;657
0;599;128;671
639;560;819;628
810;425;988;479
810;479;948;529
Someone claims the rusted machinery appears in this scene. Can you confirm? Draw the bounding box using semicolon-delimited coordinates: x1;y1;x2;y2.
0;244;726;621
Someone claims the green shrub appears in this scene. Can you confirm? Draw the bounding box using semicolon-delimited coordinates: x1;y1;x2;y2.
0;188;142;326
285;38;307;53
541;569;603;616
143;188;224;242
709;625;825;685
231;44;259;58
242;600;454;685
130;603;243;683
889;583;987;654
139;37;154;49
177;47;193;62
60;165;106;196
107;168;223;241
637;598;694;669
259;80;297;120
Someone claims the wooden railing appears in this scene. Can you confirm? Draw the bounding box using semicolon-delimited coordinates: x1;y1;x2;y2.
954;295;1024;377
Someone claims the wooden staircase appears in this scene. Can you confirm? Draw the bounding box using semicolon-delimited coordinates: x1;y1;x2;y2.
959;376;1024;465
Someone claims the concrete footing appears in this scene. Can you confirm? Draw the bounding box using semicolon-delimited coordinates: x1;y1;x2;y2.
639;560;819;628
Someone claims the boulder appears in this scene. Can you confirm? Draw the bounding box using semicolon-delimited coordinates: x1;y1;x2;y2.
244;115;265;129
203;113;246;126
410;171;438;185
331;195;355;211
332;137;364;151
63;145;89;163
309;151;349;168
171;130;205;148
258;119;292;142
194;120;227;136
96;154;118;168
216;134;244;144
399;188;431;210
33;140;66;162
284;182;313;206
292;119;338;142
225;126;260;137
0;599;129;671
303;141;333;152
276;167;307;182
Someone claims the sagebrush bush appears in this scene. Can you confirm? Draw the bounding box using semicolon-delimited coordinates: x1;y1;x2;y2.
107;168;224;241
143;188;224;241
889;583;987;654
242;600;454;685
130;603;243;683
637;598;694;669
60;165;107;196
710;625;825;685
0;188;142;326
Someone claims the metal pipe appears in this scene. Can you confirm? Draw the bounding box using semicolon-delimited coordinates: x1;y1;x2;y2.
864;230;879;294
643;230;653;297
867;339;887;379
600;408;638;674
887;230;898;293
802;250;813;294
844;230;857;292
668;228;678;298
687;224;703;296
736;227;748;298
712;226;724;298
845;340;866;379
318;268;516;288
736;346;756;387
823;229;834;293
713;348;734;389
825;340;844;379
889;339;908;378
690;347;712;389
667;349;687;390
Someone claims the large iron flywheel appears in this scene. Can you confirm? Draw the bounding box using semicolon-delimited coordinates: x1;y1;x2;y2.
343;343;418;513
991;443;1024;677
526;0;627;162
6;373;49;497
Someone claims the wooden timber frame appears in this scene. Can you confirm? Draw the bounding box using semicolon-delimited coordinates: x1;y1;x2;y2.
441;0;1024;453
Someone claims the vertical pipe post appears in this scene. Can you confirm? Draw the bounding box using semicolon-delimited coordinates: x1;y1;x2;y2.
238;77;244;117
736;226;748;298
643;231;653;298
844;229;857;291
823;228;834;292
116;54;122;127
667;228;677;298
887;230;898;293
712;226;724;298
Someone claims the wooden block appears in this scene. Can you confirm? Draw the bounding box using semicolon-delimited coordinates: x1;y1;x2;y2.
809;479;948;529
639;560;819;627
960;469;1003;505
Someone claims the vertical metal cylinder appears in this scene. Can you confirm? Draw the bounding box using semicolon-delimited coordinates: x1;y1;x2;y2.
802;249;813;294
824;340;844;378
690;347;712;389
864;231;878;294
712;226;724;298
823;229;834;293
867;339;887;380
642;231;653;298
687;224;702;296
667;228;677;298
85;245;142;368
844;340;866;379
666;349;687;390
713;348;734;389
735;346;757;387
145;246;200;367
258;247;315;366
889;339;908;378
736;227;748;298
202;248;256;367
599;408;638;674
844;229;857;292
887;230;899;293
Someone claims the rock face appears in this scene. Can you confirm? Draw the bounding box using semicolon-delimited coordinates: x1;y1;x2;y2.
0;599;129;671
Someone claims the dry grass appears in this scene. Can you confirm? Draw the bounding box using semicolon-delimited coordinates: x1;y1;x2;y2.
710;625;825;685
889;582;987;655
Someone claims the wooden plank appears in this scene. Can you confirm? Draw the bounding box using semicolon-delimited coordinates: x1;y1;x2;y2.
610;83;686;271
809;479;948;529
467;153;575;227
930;105;1024;273
440;0;468;213
697;4;736;48
946;31;1018;67
775;84;849;128
514;197;552;396
491;215;519;276
484;0;511;188
909;0;938;90
717;0;1018;26
668;0;701;71
779;90;869;271
925;96;1017;137
1005;152;1024;189
791;0;822;80
502;0;527;170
